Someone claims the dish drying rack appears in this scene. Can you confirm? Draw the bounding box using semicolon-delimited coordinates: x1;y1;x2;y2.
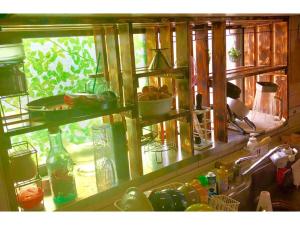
141;128;177;163
193;107;212;151
0;93;31;132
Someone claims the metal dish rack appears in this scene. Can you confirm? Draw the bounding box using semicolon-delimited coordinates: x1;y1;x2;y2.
0;57;31;132
142;128;177;164
0;93;31;132
193;107;212;151
8;141;44;210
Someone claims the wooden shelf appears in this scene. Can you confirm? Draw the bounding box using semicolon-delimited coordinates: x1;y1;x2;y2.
4;104;134;137
226;65;287;81
209;65;287;81
136;66;188;78
140;109;190;127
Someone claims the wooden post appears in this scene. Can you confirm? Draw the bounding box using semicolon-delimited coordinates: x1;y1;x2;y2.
244;27;255;66
243;27;256;108
235;28;245;102
104;25;123;105
93;28;109;82
160;23;177;146
257;25;272;81
145;27;160;140
104;26;124;122
145;27;159;87
254;26;259;67
212;21;227;143
274;22;288;119
118;23;143;177
176;22;193;154
288;16;300;115
274;22;288;66
270;23;276;66
195;25;210;107
93;27;112;123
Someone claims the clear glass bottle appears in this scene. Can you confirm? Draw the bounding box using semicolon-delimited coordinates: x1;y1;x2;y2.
92;124;117;192
46;127;77;205
85;73;109;96
95;157;116;192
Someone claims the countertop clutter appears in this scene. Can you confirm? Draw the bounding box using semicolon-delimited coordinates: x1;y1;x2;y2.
117;181;218;211
113;142;300;211
114;162;239;211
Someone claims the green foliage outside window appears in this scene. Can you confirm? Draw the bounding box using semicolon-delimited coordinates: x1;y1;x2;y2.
23;36;97;98
10;36;98;162
9;35;146;164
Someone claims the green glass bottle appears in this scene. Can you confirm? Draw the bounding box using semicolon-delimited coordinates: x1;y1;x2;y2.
46;127;77;205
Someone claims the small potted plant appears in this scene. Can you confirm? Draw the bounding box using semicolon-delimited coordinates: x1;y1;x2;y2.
228;47;241;63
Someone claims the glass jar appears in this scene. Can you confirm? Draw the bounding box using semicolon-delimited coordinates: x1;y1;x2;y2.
92;124;117;192
85;73;109;96
46;127;77;205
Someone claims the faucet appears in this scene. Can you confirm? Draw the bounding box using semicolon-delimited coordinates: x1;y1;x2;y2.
234;144;290;179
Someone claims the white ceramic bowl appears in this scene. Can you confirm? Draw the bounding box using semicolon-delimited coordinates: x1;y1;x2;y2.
138;97;172;117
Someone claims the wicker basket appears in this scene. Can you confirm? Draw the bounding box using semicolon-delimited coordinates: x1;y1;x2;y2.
209;195;240;211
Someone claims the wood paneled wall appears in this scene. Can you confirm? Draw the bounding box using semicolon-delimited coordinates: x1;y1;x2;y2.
288;16;300;115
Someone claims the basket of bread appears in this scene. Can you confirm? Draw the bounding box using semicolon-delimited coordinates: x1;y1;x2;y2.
138;85;173;117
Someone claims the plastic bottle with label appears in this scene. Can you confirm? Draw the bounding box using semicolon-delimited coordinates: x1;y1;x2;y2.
216;166;229;194
246;133;260;160
206;171;217;196
198;176;209;204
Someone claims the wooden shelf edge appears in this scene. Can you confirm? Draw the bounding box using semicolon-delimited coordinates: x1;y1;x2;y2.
4;104;134;137
208;65;287;81
136;66;188;78
226;65;287;81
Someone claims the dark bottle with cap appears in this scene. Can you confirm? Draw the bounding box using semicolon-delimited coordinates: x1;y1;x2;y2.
195;93;203;144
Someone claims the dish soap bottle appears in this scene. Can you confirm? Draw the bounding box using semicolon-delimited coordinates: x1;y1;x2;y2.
46;127;77;205
198;175;209;204
216;166;229;194
246;133;260;160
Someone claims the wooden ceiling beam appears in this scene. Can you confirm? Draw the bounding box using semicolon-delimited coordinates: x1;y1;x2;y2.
0;14;289;26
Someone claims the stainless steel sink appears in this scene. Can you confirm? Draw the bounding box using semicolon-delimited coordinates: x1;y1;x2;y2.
227;161;300;211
